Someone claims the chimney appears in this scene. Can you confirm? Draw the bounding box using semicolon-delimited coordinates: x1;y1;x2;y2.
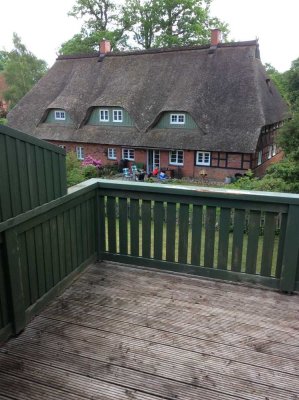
99;39;111;54
211;29;222;46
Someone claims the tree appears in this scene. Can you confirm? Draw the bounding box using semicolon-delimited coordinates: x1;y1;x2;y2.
3;33;48;108
283;57;299;109
122;0;229;49
264;63;288;101
0;51;8;71
60;0;229;54
59;0;127;54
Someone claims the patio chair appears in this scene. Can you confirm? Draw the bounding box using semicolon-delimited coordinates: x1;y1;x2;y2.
122;168;133;180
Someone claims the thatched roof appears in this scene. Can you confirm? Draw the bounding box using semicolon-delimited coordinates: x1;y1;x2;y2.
7;41;288;153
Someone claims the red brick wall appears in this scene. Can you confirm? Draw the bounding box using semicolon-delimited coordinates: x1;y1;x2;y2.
254;150;284;177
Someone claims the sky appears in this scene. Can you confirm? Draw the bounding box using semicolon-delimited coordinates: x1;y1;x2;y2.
1;0;299;72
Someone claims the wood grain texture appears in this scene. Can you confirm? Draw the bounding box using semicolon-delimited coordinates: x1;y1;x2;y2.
1;261;298;400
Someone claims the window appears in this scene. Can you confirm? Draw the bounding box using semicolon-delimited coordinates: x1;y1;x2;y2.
170;114;185;124
76;146;84;160
54;110;66;120
272;144;277;156
268;146;272;159
113;109;123;122
108;148;117;160
196;151;211;166
122;148;135;160
169;150;184;165
99;109;109;122
257;150;262;166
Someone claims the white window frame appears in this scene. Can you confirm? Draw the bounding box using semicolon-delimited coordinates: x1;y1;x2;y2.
170;113;185;125
272;144;277;156
122;148;135;161
108;148;117;160
76;146;84;160
196;151;211;166
169;150;184;166
268;145;272;159
113;109;123;122
257;150;262;166
58;144;66;149
54;110;66;120
99;109;109;122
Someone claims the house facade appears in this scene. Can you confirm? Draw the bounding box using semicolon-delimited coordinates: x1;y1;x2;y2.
7;31;288;180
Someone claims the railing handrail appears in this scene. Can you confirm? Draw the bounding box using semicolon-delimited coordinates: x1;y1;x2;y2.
96;179;299;205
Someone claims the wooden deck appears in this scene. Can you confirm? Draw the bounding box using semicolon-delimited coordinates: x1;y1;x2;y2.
0;261;298;400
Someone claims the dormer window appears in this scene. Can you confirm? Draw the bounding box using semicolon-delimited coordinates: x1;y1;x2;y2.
170;114;185;124
99;109;109;122
54;110;66;120
113;109;123;122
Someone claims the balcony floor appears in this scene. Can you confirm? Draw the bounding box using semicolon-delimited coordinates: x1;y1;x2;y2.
0;261;298;400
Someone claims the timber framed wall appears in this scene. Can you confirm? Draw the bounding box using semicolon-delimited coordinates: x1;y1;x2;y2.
0;125;67;223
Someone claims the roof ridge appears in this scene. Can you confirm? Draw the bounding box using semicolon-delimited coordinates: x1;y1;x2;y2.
56;40;258;61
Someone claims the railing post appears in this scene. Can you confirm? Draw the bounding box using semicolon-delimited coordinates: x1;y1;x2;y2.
280;205;299;293
4;229;26;334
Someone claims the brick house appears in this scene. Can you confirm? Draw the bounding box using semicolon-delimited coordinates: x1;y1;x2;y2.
7;30;288;180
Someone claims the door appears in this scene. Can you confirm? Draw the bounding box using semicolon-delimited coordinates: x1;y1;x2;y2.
147;150;160;173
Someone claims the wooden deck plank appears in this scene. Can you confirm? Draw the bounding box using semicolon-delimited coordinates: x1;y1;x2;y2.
0;261;298;400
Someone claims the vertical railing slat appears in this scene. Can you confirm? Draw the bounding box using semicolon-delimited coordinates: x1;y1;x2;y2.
34;225;46;297
245;210;261;275
75;205;83;264
130;199;140;256
26;229;38;304
204;206;216;268
50;217;60;285
16;140;30;213
42;220;54;290
119;197;128;255
35;147;47;206
57;213;66;279
154;201;164;260
231;209;245;272
142;200;152;258
275;213;287;279
166;203;176;262
178;204;189;264
280;205;299;292
97;195;106;259
191;205;203;266
107;196;117;254
260;212;277;277
217;207;231;270
69;208;78;269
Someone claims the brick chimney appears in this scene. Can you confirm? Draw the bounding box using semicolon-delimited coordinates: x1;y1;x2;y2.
211;29;222;46
99;39;111;54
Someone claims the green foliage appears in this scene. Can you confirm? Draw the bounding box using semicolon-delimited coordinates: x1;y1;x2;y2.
82;165;99;179
66;151;85;186
0;51;8;71
277;112;299;160
3;33;48;108
60;0;229;54
264;63;288;102
0;118;7;125
284;57;299;109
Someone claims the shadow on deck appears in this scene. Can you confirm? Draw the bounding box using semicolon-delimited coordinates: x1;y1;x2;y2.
0;261;298;400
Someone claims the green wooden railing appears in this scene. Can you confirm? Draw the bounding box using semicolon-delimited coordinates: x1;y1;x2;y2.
0;125;67;223
97;181;299;293
0;179;299;344
0;183;98;343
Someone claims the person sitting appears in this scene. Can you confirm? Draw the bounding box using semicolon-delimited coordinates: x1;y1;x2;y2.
152;166;159;176
137;169;146;181
159;170;168;180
